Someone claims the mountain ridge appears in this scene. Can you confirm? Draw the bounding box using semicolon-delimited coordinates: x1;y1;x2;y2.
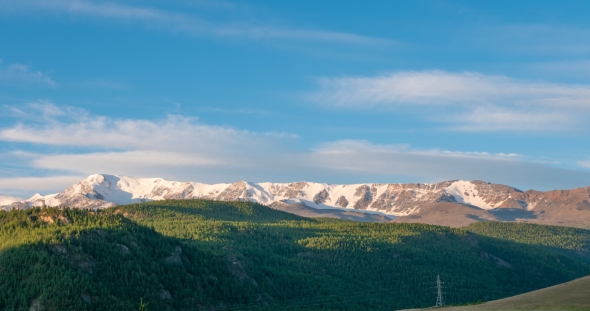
3;174;590;228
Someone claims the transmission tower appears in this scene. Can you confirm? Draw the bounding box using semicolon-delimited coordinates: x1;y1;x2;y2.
435;275;445;307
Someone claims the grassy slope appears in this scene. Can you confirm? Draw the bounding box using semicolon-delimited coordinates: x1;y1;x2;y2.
2;200;590;310
435;275;590;311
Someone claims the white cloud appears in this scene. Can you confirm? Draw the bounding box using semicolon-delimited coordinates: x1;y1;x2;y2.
447;107;572;132
0;103;299;184
0;63;56;87
1;103;589;195
309;140;525;176
0;103;291;154
579;160;590;169
313;70;590;108
0;195;23;205
308;140;590;190
314;140;523;161
32;151;223;175
0;175;85;197
0;0;390;45
311;70;590;131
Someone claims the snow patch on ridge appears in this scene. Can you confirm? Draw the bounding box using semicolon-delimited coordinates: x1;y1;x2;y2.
444;180;493;210
2;174;526;216
27;193;61;207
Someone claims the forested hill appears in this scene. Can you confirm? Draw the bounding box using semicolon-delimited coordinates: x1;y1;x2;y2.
2;200;590;311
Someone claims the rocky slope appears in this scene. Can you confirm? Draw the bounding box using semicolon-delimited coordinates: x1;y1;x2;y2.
2;174;590;228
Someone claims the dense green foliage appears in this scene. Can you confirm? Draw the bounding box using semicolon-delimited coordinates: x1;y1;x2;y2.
1;200;590;310
465;222;590;252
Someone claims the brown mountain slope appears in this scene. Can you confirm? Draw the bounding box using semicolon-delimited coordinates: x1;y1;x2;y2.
274;193;590;229
526;187;590;228
269;184;590;228
390;187;590;229
391;202;503;227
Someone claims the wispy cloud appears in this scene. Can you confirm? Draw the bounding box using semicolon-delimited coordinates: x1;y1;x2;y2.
32;151;223;174
311;70;590;132
0;0;391;45
1;101;85;121
0;103;290;153
1;103;589;194
0;61;56;87
314;140;523;160
448;107;572;132
309;140;590;190
0;175;85;197
489;24;590;56
312;70;590;108
528;59;590;81
0;102;297;180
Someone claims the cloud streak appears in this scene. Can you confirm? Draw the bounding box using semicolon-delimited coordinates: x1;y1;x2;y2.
311;70;590;132
0;103;298;181
313;70;590;108
0;195;23;204
1;103;589;195
0;0;390;45
0;62;56;87
0;175;85;197
309;140;590;190
0;103;291;152
32;151;223;174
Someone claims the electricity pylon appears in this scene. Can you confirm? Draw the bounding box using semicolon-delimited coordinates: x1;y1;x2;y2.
435;275;444;307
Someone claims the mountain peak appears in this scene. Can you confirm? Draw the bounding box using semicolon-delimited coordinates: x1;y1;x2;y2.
0;175;524;212
3;175;590;228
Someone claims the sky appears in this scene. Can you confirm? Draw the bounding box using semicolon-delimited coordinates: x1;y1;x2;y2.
1;0;590;198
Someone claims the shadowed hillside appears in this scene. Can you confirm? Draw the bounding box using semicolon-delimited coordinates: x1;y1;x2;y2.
2;200;590;310
430;275;590;311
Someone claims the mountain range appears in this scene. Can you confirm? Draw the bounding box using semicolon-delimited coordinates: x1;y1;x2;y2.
2;174;590;228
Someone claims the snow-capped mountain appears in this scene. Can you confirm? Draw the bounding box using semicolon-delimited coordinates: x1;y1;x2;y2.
3;174;590;227
0;174;557;213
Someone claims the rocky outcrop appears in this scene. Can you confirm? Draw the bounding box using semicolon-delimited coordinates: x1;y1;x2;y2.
313;189;330;204
216;181;249;201
165;246;184;266
336;196;349;207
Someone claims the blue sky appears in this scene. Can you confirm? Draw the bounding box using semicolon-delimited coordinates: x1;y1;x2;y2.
1;0;590;197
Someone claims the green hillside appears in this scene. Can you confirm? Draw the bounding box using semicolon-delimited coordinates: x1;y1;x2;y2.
465;222;590;252
2;200;590;310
